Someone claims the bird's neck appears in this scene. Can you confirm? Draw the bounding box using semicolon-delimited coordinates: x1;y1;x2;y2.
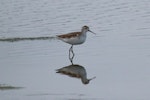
81;28;88;34
81;30;88;36
81;76;89;84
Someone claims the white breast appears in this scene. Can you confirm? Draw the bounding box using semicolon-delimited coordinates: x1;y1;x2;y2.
59;33;87;45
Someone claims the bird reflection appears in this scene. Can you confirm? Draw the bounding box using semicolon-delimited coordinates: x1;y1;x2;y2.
56;64;96;84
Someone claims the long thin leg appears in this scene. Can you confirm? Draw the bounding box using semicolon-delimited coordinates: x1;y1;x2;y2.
71;45;75;60
69;45;74;64
69;45;73;61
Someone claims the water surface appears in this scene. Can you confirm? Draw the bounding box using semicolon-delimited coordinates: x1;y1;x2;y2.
0;0;150;100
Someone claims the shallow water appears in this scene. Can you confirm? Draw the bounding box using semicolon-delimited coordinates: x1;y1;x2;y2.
0;0;150;100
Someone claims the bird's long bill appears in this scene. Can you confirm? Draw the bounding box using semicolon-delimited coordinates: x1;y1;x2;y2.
89;76;96;81
88;30;96;34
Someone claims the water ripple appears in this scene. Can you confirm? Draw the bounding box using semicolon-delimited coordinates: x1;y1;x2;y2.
0;36;55;42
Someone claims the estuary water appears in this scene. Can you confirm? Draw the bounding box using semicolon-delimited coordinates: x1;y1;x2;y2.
0;0;150;100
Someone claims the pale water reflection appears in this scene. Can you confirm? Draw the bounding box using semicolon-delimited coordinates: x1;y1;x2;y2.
56;64;96;85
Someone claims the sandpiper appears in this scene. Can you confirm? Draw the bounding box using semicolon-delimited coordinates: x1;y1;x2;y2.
56;26;95;64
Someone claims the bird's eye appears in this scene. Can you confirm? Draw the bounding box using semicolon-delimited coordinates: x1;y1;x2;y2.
84;26;88;29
